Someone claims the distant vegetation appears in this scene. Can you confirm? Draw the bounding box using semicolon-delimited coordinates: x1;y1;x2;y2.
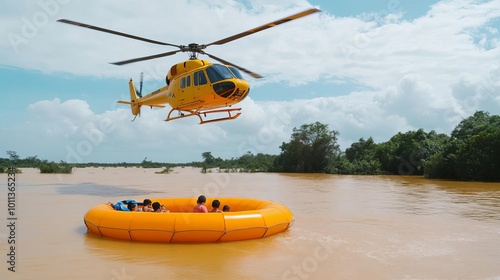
0;151;73;174
155;166;173;174
1;111;498;182
423;111;500;181
38;161;73;174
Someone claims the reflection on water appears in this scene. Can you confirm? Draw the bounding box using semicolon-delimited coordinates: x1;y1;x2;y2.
83;228;300;279
2;167;500;279
57;183;161;197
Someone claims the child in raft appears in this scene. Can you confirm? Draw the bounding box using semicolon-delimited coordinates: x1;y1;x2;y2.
193;195;208;213
152;202;169;213
141;199;153;212
127;202;137;211
106;200;137;211
210;199;222;213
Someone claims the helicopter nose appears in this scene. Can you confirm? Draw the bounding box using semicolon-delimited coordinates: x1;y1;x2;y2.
234;79;250;101
213;79;250;101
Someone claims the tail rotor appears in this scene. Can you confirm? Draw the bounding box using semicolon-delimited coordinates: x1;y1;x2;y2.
138;72;143;98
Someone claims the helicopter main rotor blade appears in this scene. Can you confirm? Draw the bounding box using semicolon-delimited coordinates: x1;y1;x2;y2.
205;52;262;79
111;50;182;65
205;8;320;47
57;19;180;48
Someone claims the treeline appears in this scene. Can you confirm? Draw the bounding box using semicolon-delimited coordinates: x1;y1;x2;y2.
1;111;498;181
190;151;276;173
194;111;499;182
0;153;180;174
0;152;74;174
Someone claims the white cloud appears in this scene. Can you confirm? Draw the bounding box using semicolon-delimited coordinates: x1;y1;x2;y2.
2;0;318;80
3;0;500;89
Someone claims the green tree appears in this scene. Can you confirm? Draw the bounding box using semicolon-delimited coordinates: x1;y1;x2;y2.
38;161;73;173
7;150;19;162
423;139;460;179
237;152;276;172
338;137;382;175
237;151;257;171
451;111;500;140
274;122;340;173
345;137;376;161
140;157;163;168
375;129;448;175
22;155;41;166
455;126;500;181
424;111;500;181
202;152;215;165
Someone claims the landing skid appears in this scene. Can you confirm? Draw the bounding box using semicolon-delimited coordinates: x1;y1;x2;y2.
166;108;242;124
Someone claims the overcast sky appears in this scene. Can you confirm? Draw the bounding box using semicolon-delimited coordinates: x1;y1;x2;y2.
1;0;499;163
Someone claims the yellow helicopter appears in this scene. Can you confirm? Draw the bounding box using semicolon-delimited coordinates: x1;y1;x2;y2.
58;8;320;124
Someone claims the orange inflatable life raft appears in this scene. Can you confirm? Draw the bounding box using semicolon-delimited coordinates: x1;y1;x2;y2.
84;197;294;243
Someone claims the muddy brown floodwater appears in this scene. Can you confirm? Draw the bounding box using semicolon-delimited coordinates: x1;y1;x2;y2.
1;167;500;279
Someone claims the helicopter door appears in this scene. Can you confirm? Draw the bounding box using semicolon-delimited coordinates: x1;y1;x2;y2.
193;70;208;98
179;75;193;102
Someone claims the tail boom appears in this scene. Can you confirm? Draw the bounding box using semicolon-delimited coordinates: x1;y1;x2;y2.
117;79;167;118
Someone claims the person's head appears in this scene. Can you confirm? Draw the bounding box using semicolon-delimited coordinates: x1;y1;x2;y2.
197;195;206;204
152;202;160;212
222;205;230;212
127;202;137;211
143;199;152;206
211;199;220;209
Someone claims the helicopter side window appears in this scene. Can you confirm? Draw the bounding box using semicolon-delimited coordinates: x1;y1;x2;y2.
206;64;235;83
180;77;186;88
194;70;207;86
186;75;191;87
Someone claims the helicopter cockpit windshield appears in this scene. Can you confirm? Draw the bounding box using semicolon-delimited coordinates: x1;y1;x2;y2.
206;64;244;83
228;66;244;79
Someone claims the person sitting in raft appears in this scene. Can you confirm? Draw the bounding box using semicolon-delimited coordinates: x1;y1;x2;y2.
128;202;137;212
107;199;136;211
152;202;169;213
222;205;230;212
141;199;153;212
210;199;222;212
193;195;208;213
160;204;168;212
